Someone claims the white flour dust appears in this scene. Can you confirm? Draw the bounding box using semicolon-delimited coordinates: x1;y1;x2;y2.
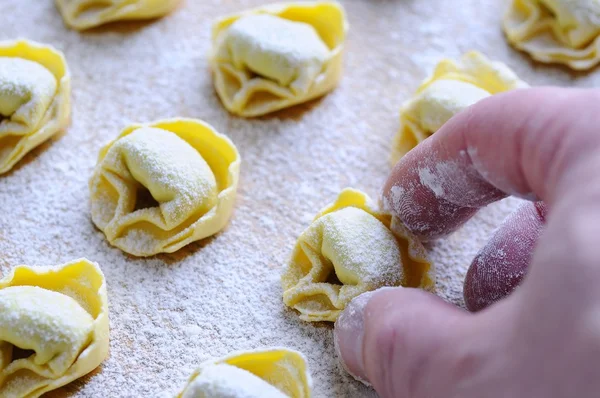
0;0;590;396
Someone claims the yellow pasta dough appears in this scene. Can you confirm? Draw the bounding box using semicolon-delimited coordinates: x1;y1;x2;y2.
211;1;348;117
504;0;600;69
390;51;527;165
0;40;70;175
90;118;241;257
176;348;311;398
0;259;109;398
282;188;434;322
55;0;181;30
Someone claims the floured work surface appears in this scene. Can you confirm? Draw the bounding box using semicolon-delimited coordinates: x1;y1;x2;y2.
0;1;596;397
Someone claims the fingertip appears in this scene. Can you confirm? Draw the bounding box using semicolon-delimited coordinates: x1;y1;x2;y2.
382;177;480;240
363;288;468;397
334;287;401;385
383;87;592;241
464;202;545;311
383;130;504;240
334;290;378;385
336;287;468;397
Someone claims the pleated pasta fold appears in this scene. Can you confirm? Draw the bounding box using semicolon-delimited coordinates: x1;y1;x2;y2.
504;0;600;70
56;0;181;30
177;348;311;398
0;40;70;175
391;51;527;164
0;259;109;398
90;119;241;257
282;188;435;322
211;1;348;117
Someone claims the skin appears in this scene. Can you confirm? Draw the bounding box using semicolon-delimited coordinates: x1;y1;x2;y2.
334;87;600;397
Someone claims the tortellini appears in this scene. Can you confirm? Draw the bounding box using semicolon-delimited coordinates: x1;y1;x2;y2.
0;259;109;398
390;51;527;164
211;1;348;117
55;0;181;30
0;40;70;175
89;118;241;257
282;188;435;322
177;348;311;398
504;0;600;69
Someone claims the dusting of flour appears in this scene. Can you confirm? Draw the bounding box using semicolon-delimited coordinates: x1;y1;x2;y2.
180;363;287;398
0;0;591;397
321;207;403;287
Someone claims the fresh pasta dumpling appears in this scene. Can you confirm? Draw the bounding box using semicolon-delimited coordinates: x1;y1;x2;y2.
176;348;311;398
211;1;348;117
282;188;434;322
390;51;527;164
55;0;181;30
90;118;241;257
504;0;600;69
0;259;109;398
0;40;70;175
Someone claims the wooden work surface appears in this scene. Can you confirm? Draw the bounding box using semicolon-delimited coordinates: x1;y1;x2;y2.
0;0;596;397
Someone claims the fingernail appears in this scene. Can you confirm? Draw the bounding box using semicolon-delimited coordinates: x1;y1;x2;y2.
334;287;396;386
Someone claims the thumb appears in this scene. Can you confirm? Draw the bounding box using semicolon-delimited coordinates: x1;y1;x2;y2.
334;287;485;397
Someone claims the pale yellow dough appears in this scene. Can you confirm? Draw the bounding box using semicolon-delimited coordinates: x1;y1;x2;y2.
0;40;70;175
176;348;311;398
390;51;527;164
0;259;109;398
504;0;600;69
282;188;434;322
89;118;241;257
211;1;348;117
55;0;181;30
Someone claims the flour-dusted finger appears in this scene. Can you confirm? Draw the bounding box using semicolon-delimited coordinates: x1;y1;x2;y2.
464;202;547;312
382;113;507;241
382;87;592;240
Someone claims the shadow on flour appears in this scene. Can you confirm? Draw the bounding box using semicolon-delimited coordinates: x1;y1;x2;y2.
153;234;218;266
510;46;592;79
216;94;326;123
44;365;104;398
280;303;334;333
87;212;221;267
79;19;156;35
78;1;185;35
256;96;326;122
1;130;66;178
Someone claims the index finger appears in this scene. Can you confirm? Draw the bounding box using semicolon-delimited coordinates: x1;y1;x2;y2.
382;87;596;240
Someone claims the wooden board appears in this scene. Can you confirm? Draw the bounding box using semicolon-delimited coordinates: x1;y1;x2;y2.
0;0;595;396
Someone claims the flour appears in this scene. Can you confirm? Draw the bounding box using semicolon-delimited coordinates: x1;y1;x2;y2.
417;158;501;207
220;13;330;93
320;207;404;286
0;56;57;133
542;0;600;27
0;286;94;373
180;364;287;398
418;167;445;197
92;126;218;235
0;0;588;397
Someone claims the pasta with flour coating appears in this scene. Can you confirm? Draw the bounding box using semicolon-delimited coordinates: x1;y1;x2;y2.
390;51;527;164
90;118;240;257
211;1;348;117
282;189;434;322
55;0;181;30
176;348;311;398
0;259;109;398
504;0;600;69
0;40;70;175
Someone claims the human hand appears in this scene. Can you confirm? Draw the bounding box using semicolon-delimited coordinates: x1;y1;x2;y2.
335;87;600;397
